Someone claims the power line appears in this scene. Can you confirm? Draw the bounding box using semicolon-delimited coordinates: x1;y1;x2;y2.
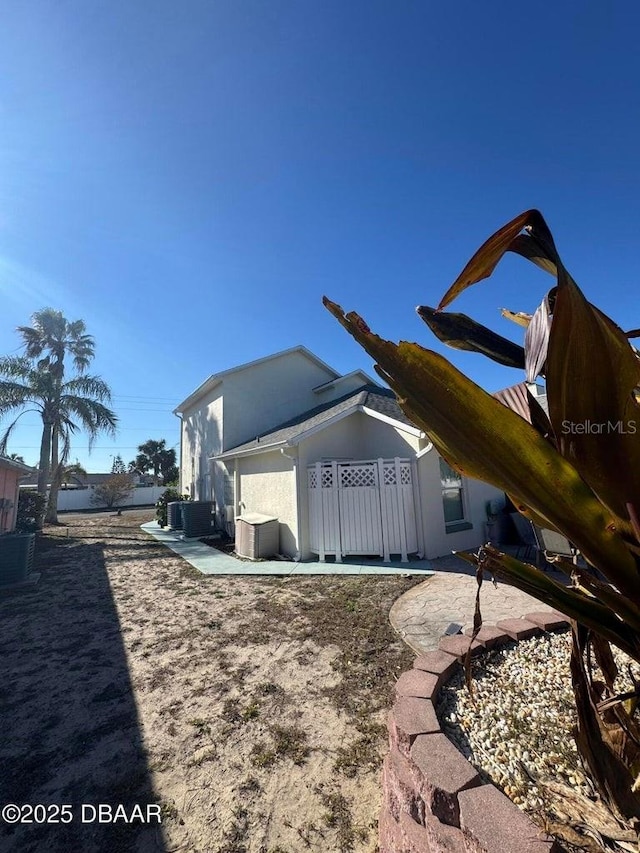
6;445;174;450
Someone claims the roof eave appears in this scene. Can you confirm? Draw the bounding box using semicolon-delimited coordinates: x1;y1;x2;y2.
360;406;424;437
212;440;289;461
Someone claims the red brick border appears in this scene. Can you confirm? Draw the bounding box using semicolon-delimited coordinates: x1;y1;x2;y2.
380;612;570;853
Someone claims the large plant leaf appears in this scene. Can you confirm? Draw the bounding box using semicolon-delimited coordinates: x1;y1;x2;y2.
456;547;640;661
493;382;533;423
524;293;552;382
438;210;560;310
323;297;640;602
416;305;525;369
571;625;640;821
491;382;556;448
508;233;558;277
546;267;640;524
501;308;532;328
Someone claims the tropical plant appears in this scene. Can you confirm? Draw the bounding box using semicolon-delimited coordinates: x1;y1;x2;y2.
60;461;87;489
155;488;190;527
7;453;25;464
16;309;94;502
325;210;640;844
130;439;176;486
0;357;117;525
0;309;117;524
162;464;179;486
90;473;134;509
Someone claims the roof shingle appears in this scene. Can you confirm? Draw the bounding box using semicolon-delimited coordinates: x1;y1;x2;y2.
221;384;416;456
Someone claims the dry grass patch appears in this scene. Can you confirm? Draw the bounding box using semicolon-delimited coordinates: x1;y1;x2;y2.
0;509;423;853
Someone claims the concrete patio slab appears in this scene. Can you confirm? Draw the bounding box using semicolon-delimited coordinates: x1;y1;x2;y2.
141;521;446;576
389;571;559;654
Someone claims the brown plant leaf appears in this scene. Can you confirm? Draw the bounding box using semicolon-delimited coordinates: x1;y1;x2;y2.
547;266;640;526
416;305;525;369
438;210;559;310
323;296;639;602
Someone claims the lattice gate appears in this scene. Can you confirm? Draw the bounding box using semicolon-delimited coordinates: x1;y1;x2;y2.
307;458;420;562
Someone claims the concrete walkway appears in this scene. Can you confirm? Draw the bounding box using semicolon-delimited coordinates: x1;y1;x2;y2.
143;521;453;576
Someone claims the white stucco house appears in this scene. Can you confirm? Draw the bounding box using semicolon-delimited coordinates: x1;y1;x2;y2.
174;346;502;561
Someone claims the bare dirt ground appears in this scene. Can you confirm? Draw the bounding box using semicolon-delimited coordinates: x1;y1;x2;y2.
0;509;422;853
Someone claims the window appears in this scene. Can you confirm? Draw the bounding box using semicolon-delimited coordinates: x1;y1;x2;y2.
223;469;235;506
439;458;465;524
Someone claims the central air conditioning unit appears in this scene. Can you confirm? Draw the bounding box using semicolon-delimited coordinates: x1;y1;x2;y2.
167;501;185;530
180;500;215;538
235;513;279;559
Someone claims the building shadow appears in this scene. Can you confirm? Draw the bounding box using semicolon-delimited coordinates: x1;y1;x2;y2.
0;536;166;853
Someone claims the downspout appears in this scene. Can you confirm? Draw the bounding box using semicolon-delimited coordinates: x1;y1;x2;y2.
281;445;301;561
173;410;183;493
233;459;240;522
414;439;433;559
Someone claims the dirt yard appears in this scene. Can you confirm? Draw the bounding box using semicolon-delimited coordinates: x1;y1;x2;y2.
0;509;422;853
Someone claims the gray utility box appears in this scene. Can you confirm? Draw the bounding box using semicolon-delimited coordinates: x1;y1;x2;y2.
167;501;185;530
0;532;36;586
181;501;215;538
235;513;279;559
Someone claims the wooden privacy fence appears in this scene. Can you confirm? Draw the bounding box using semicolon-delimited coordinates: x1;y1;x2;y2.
308;458;420;563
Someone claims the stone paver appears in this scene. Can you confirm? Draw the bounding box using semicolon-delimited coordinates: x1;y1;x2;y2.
389;571;557;654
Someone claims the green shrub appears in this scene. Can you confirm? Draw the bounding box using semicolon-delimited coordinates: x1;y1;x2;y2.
155;488;190;527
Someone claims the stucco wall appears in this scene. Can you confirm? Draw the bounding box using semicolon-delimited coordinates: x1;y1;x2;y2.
180;390;223;500
222;351;335;451
179;350;337;504
416;447;503;559
237;450;297;557
0;465;21;533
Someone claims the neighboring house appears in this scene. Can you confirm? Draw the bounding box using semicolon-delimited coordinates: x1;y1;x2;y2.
174;346;502;561
0;456;34;533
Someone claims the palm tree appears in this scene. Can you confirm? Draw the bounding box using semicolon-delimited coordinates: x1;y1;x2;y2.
6;309;110;523
15;309;95;501
0;356;117;524
18;309;94;378
132;439;175;486
60;461;87;489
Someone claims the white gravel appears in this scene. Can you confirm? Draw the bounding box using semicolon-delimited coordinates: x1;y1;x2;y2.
436;631;598;811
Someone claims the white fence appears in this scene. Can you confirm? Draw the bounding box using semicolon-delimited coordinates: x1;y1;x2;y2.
308;458;419;563
25;485;168;512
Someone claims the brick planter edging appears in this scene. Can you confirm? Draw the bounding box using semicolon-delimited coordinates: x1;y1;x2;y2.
381;611;570;853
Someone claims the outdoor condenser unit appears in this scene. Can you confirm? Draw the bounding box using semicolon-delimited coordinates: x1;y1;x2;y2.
167;501;184;530
180;500;215;538
235;513;279;560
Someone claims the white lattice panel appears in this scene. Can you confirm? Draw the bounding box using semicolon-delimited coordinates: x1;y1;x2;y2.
339;465;377;489
307;458;417;561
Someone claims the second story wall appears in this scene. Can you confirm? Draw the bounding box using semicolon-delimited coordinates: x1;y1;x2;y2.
180;388;223;497
222;351;336;451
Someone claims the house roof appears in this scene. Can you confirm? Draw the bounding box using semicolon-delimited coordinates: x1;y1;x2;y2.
174;346;340;415
312;369;378;394
0;456;34;475
215;385;422;459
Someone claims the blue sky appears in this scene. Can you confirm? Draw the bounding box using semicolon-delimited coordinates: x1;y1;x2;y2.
0;2;638;470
